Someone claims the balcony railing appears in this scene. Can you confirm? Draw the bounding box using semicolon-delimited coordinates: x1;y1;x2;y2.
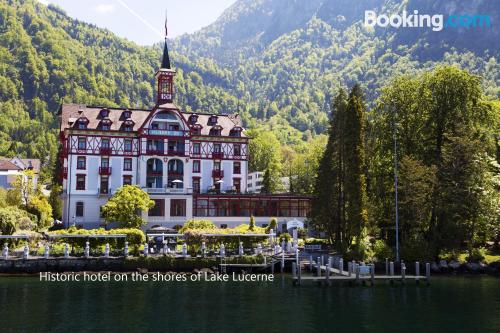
99;167;112;175
168;150;185;156
212;170;224;178
146;148;163;155
146;129;189;137
142;186;193;194
168;171;183;178
99;148;112;155
212;152;224;159
147;171;163;177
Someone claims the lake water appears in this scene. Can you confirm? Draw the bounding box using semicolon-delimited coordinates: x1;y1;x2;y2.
0;275;499;332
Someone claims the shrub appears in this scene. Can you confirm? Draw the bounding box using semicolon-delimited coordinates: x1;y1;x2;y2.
466;247;486;262
18;216;36;231
179;219;216;233
249;215;255;231
372;240;394;261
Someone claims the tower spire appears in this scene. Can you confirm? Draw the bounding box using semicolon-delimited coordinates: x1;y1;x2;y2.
161;9;171;69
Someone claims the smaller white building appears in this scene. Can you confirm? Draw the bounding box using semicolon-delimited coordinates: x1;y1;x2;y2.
0;157;40;189
247;171;290;193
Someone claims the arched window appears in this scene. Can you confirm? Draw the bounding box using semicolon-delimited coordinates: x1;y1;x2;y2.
209;125;222;136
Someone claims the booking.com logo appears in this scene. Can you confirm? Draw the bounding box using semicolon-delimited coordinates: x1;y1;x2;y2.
364;10;492;31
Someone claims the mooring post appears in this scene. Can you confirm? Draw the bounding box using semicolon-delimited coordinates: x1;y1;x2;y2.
84;241;90;258
2;244;8;260
44;244;50;259
355;264;360;285
426;262;430;285
271;259;275;274
292;262;297;279
309;255;313;272
23;245;29;260
124;241;129;257
385;258;389;275
104;243;110;258
64;243;69;259
415;262;420;284
401;262;406;284
326;260;330;284
281;251;285;273
143;243;149;257
389;261;394;284
370;264;375;286
348;261;352;277
321;255;324;267
339;258;344;275
317;257;321;277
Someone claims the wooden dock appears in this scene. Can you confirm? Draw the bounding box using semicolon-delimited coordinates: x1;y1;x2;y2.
292;256;430;286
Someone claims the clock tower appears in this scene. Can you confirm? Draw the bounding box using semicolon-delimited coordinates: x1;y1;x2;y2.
156;15;176;105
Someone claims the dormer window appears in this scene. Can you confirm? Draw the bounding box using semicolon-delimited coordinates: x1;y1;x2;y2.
122;110;131;119
188;114;199;124
191;124;202;135
100;119;112;131
209;125;222;136
100;109;110;118
76;117;88;130
208;115;218;125
229;127;242;137
122;120;135;132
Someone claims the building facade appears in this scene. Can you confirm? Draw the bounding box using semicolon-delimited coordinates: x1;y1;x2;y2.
59;37;310;230
247;171;290;193
0;157;40;190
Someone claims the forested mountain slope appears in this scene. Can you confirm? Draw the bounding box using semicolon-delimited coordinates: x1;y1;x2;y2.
0;0;498;180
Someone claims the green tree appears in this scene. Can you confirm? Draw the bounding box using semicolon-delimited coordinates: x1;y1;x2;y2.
101;186;154;229
48;184;63;220
26;194;53;229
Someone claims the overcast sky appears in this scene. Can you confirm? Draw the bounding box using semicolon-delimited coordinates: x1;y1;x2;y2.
37;0;236;45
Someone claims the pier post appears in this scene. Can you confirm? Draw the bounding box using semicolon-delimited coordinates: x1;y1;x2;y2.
281;251;285;274
64;243;69;259
23;245;29;260
84;241;90;258
271;259;275;274
326;260;330;285
321;255;324;267
104;243;110;258
415;262;420;284
143;243;149;257
370;264;375;286
385;258;389;275
401;262;406;284
124;241;129;257
348;261;352;277
426;262;430;285
355;264;360;285
2;244;8;260
339;258;343;275
44;244;50;259
389;261;394;284
309;255;313;272
317;257;321;277
292;262;297;279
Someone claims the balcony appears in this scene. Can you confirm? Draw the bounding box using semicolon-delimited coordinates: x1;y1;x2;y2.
168;150;185;157
146;129;189;137
99;147;112;155
99;167;112;175
212;170;224;178
146;148;163;155
147;171;163;177
168;171;183;178
142;186;193;194
212;151;224;159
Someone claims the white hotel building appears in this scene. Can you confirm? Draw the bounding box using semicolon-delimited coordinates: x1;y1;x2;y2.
59;38;310;231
